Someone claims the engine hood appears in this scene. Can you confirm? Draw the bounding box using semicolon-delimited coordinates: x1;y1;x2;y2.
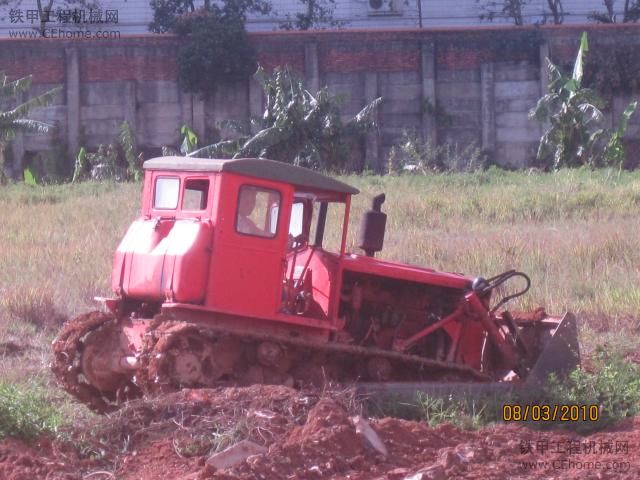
341;253;473;290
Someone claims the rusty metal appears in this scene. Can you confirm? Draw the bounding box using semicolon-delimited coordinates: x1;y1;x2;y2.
51;312;140;413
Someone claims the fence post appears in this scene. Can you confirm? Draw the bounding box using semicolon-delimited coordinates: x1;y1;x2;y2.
481;62;496;154
364;72;380;171
65;47;80;159
421;41;437;146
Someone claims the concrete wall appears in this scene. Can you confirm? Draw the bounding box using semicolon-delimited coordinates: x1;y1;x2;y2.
2;24;640;175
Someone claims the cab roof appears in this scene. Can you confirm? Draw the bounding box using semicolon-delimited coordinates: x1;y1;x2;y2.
143;157;359;195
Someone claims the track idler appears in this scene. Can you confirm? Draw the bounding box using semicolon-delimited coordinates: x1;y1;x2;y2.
51;312;140;413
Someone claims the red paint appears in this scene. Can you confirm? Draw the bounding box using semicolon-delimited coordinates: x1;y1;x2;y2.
257;52;305;73
342;254;471;290
109;157;525;375
81;55;178;82
436;48;494;70
0;56;64;83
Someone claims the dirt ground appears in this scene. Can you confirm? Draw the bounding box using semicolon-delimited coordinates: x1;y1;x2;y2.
0;385;637;480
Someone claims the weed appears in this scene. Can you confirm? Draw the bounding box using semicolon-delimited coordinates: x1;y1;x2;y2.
367;391;507;430
1;287;65;329
0;380;64;440
542;351;640;433
415;394;494;429
391;130;486;173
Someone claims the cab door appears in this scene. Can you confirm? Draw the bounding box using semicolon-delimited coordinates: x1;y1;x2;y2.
207;174;292;318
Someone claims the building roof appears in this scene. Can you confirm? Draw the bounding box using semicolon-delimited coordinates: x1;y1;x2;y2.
143;157;360;195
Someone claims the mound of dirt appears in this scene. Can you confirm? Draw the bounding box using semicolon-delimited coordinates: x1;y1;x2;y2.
0;437;86;480
1;386;639;480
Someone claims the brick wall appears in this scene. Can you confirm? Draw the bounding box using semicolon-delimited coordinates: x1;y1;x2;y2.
2;24;640;174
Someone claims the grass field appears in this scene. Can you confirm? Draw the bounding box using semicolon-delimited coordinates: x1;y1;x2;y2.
1;167;640;433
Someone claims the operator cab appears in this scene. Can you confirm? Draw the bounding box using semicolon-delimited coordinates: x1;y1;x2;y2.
279;190;351;321
113;157;358;330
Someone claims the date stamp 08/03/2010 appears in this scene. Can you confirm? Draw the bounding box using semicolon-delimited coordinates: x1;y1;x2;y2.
502;404;600;423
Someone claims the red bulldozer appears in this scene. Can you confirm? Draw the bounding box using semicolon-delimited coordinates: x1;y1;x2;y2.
52;157;579;412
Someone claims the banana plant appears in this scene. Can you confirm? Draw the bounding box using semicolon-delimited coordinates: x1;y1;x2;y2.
190;66;382;170
180;124;199;154
0;73;60;182
529;32;637;169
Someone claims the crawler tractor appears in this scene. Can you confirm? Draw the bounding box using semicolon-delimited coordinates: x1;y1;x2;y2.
52;157;579;412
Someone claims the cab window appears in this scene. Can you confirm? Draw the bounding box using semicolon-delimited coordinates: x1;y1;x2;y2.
236;185;281;238
154;177;180;209
288;202;304;238
183;179;209;210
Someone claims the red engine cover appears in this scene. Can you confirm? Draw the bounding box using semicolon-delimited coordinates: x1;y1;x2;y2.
113;218;212;303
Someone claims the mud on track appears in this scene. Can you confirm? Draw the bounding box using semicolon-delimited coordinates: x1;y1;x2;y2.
0;385;638;479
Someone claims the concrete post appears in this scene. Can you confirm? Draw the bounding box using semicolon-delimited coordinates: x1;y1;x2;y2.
539;41;550;137
9;89;25;176
123;80;137;141
539;41;550;96
192;94;206;139
65;47;80;158
480;62;496;153
10;131;25;177
421;41;437;146
180;91;194;131
248;78;263;134
304;42;320;94
364;72;380;171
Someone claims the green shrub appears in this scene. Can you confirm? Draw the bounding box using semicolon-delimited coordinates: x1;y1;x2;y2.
543;350;640;432
0;381;64;440
414;393;502;429
368;391;506;430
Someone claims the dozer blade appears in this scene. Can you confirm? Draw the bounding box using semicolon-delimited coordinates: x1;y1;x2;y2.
523;311;580;389
357;312;580;404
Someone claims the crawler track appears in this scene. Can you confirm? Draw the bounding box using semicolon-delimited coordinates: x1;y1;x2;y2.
52;313;490;413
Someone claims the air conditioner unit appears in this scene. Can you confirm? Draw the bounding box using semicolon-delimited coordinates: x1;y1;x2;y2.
367;0;400;16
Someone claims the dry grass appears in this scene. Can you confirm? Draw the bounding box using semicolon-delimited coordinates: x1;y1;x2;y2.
0;182;140;416
0;168;639;399
0;182;140;323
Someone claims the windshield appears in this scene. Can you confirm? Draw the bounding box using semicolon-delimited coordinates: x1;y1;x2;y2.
154;177;180;209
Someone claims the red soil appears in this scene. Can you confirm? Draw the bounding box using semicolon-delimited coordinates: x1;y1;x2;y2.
1;386;638;480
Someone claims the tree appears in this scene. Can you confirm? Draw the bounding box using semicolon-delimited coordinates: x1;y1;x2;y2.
528;32;637;169
149;0;272;34
0;73;60;182
174;9;257;97
589;0;640;23
544;0;564;24
279;0;345;30
149;1;271;98
476;0;526;25
150;0;343;97
477;0;565;24
150;0;341;33
190;67;382;171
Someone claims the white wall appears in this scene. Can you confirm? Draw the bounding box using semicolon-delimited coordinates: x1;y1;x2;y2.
0;0;628;37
